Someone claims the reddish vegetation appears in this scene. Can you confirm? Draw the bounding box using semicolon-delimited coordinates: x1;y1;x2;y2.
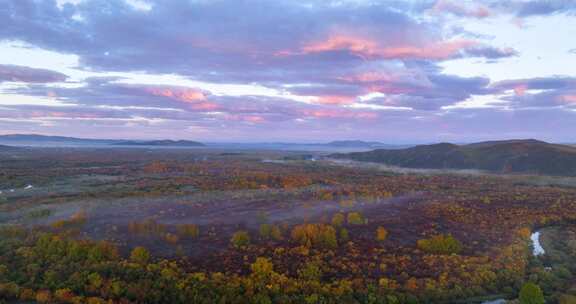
1;149;576;302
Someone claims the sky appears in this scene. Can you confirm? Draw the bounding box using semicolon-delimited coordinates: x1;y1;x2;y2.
0;0;575;143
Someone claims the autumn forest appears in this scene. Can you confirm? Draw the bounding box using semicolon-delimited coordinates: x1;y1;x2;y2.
0;147;575;303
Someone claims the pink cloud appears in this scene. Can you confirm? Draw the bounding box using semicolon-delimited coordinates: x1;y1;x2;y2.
303;109;377;119
379;40;477;60
514;84;527;96
147;87;207;103
559;95;576;105
302;34;380;58
340;72;396;83
189;102;219;110
297;33;476;60
146;87;219;111
314;95;357;105
225;114;266;123
366;83;415;94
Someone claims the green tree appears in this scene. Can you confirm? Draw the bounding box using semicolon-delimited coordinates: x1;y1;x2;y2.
231;230;251;248
347;212;365;225
331;213;345;227
298;260;323;281
270;225;283;241
291;223;337;249
129;246;150;265
417;234;462;254
339;228;349;242
259;224;271;240
519;282;544;304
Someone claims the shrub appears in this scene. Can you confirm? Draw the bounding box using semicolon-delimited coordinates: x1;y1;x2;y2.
347;212;365;225
331;213;345;227
231;230;251;248
417;234;462;254
259;224;271;239
298;260;323;281
270;225;283;241
177;224;199;239
376;226;388;242
35;290;52;303
339;228;349;242
130;246;151;265
51;211;88;229
55;288;75;303
164;233;180;244
19;288;35;301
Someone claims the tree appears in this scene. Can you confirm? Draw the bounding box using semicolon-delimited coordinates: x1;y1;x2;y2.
270;225;283;241
130;246;150;265
417;234;462;254
177;224;199;239
559;294;576;304
259;224;271;239
347;212;365;225
291;224;337;249
251;257;274;278
376;226;388;242
519;282;544;304
331;213;345;227
54;288;75;303
35;290;52;303
231;230;251;248
339;228;349;242
298;260;323;281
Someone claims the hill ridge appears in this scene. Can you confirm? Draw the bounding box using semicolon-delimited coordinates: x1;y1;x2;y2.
332;139;576;176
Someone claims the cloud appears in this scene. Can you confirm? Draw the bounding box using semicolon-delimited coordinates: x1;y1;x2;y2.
0;64;68;83
429;0;492;19
297;34;478;61
492;77;576;91
0;0;514;83
490;76;576;110
514;0;576;17
0;0;572;142
291;33;514;61
464;46;518;59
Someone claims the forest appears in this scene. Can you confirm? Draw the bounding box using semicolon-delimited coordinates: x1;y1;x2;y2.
1;148;576;303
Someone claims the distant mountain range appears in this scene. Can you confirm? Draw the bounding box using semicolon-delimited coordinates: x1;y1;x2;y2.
332;139;576;176
0;134;204;147
112;140;204;147
0;134;117;144
0;135;409;151
0;144;19;151
320;140;406;149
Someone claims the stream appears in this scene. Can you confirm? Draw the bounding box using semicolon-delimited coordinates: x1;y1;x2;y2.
531;231;546;256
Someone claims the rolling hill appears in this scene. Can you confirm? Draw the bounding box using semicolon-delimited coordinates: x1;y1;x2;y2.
332;139;576;176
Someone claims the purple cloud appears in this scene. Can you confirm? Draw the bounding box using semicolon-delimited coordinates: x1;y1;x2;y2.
0;0;572;142
0;64;68;83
